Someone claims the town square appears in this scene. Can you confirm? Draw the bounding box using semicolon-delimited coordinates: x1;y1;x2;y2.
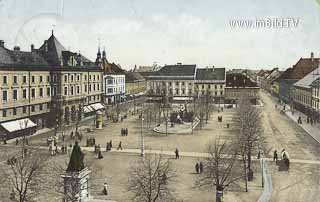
0;1;320;202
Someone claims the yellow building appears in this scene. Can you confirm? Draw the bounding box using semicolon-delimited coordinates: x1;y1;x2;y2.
0;33;103;139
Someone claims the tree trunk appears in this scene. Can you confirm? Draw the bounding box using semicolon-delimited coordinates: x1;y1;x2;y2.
216;186;224;202
243;156;248;192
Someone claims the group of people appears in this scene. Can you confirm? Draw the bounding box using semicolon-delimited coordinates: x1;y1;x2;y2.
297;116;303;124
217;116;223;122
86;137;96;147
306;116;315;125
195;161;204;174
94;144;104;159
273;149;290;170
121;128;129;136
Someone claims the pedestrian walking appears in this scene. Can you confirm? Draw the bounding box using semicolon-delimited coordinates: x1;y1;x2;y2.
126;128;128;136
273;150;278;161
199;162;204;174
16;139;19;145
117;141;123;150
195;162;199;174
106;142;109;151
175;148;179;159
98;150;104;159
103;181;108;195
110;140;112;148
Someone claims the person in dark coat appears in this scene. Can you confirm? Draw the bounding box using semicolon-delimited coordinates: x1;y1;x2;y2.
195;162;199;174
16;139;19;145
117;141;123;150
175;148;179;159
273;150;278;161
126;128;128;136
199;162;204;173
98;150;104;159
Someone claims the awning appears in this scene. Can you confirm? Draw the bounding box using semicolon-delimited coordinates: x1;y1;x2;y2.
84;106;94;113
1;118;36;133
90;103;105;111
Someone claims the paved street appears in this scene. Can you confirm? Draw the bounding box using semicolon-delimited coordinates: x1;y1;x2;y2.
260;92;320;202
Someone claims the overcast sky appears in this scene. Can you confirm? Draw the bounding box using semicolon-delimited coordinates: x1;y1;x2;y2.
0;0;319;70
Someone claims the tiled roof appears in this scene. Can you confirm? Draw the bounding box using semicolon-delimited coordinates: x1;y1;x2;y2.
294;67;320;88
0;46;48;66
150;64;196;77
0;33;99;70
226;73;258;88
196;68;225;81
125;71;145;82
38;34;67;65
290;58;319;79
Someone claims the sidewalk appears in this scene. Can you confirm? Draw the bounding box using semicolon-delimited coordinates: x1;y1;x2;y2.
282;105;320;144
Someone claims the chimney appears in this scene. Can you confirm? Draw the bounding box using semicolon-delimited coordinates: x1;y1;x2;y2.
311;52;314;62
31;44;34;52
0;40;4;47
13;46;20;51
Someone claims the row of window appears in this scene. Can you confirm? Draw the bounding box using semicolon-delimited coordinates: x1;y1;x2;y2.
106;78;125;85
107;87;125;94
64;73;101;83
2;87;53;102
1;103;50;117
1;95;100;118
1;73;102;86
196;84;224;89
2;75;53;85
312;100;320;110
312;88;320;97
63;84;100;96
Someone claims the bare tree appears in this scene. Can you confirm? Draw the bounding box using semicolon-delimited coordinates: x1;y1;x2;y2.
234;97;263;191
128;154;176;202
196;137;242;202
1;149;47;202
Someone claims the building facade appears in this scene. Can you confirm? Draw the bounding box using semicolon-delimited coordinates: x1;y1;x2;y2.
277;53;319;104
194;67;226;104
146;64;227;103
103;74;125;105
225;73;260;105
0;32;103;139
311;78;320;121
293;67;320;118
147;64;196;102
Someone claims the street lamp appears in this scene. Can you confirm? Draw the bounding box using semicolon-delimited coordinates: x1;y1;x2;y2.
140;113;145;157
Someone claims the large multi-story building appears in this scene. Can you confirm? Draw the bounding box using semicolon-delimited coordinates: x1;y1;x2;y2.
311;78;320;122
276;52;319;104
96;48;126;105
225;73;260;105
147;64;197;102
104;73;125;105
0;32;103;139
293;67;320;117
194;67;225;103
146;64;226;103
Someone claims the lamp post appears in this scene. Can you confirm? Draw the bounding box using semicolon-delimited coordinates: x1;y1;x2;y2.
140;113;145;157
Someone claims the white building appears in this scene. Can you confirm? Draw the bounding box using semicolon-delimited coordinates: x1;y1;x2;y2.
103;74;125;105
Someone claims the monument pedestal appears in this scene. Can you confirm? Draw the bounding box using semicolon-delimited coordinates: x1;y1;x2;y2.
62;167;91;202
